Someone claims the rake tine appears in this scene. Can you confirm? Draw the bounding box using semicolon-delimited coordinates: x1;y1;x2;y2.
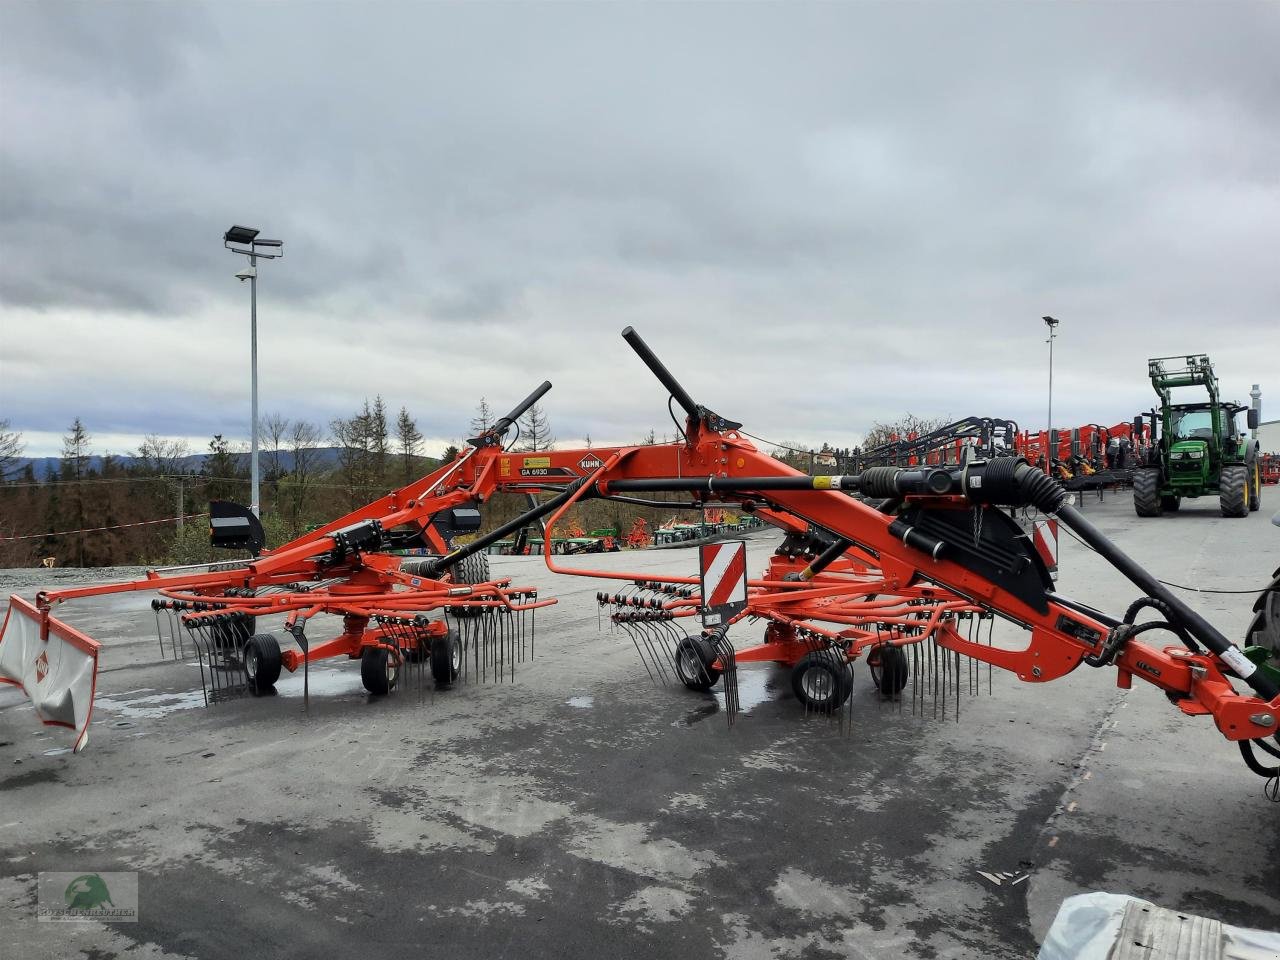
955;649;961;722
913;640;922;718
505;609;516;683
652;619;680;683
153;606;165;658
931;635;939;720
710;628;738;725
189;619;210;706
622;624;655;691
987;614;994;696
637;620;667;683
624;621;659;685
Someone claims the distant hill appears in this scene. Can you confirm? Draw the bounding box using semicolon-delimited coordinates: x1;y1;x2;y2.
10;447;349;481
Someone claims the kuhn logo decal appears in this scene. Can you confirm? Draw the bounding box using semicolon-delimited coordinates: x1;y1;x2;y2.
35;651;49;683
579;455;604;471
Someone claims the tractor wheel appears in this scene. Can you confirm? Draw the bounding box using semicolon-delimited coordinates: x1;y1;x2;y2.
868;644;909;696
431;629;462;685
1133;468;1162;517
1220;465;1248;518
360;646;399;695
790;650;853;713
674;635;720;691
1249;463;1261;512
1159;494;1181;512
243;634;282;693
448;553;491;618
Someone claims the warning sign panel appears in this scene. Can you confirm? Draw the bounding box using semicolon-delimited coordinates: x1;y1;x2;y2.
699;540;748;627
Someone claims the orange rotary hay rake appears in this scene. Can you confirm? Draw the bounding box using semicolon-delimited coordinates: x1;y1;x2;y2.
2;328;1278;796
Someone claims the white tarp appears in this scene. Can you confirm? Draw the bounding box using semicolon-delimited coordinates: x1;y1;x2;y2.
0;595;99;753
1039;892;1280;960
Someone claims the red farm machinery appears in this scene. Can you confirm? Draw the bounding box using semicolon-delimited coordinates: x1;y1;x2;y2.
2;328;1278;795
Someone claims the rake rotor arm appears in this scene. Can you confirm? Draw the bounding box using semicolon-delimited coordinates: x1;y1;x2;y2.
622;326;700;423
493;380;553;438
599;455;1278;705
621;326;741;434
468;380;554;448
420;480;592;579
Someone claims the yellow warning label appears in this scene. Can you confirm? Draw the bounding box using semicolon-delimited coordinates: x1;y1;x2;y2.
522;456;551;469
500;459;511;477
812;476;834;489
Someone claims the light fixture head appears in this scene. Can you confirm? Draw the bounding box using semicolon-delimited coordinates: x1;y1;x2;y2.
224;225;260;245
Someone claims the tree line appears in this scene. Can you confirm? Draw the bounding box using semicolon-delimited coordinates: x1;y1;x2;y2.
0;406;942;568
0;396;563;568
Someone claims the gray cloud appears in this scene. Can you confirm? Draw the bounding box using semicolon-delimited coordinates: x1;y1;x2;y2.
2;1;1278;457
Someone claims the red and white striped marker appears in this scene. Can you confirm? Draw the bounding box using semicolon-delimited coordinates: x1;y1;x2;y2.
699;540;748;626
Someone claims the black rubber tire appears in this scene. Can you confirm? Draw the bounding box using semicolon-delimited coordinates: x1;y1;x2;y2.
431;630;462;685
868;644;909;695
790;650;853;713
360;646;399;695
1249;463;1261;512
243;633;282;693
448;553;491;617
213;613;257;652
1220;465;1248;518
1159;494;1181;512
674;635;721;691
1133;468;1162;517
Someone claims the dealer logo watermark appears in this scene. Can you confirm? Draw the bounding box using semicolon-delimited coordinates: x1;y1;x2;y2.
38;872;138;922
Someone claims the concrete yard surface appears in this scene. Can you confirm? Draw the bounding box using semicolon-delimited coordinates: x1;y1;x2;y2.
2;493;1279;959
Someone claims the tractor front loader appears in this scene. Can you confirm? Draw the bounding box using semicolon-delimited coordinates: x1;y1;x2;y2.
1132;354;1262;518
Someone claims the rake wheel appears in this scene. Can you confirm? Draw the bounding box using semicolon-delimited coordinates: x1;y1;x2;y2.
674;635;721;692
791;650;853;713
361;646;399;695
431;629;462;685
244;634;282;694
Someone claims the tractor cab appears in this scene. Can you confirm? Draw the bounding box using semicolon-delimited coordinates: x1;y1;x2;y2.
1134;355;1262;517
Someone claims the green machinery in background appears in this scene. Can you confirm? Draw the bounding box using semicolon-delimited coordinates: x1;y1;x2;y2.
1133;354;1262;518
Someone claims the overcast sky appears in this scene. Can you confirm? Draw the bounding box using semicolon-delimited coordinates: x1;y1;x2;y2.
2;2;1277;461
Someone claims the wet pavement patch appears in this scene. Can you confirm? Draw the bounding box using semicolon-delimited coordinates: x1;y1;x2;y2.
0;767;62;790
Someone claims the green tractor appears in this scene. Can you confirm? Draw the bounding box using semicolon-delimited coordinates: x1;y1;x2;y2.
1133;354;1262;518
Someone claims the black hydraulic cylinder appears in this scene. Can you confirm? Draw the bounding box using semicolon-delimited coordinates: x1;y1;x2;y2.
799;536;854;580
621;327;700;422
493;380;553;436
604;470;955;497
607;476;849;493
1057;502;1279;700
423;482;587;578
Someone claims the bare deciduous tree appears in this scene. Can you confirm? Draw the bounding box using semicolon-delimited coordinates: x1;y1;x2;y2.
136;434;190;475
0;419;25;481
258;413;290;482
395;406;423;485
470;397;493;436
517;402;555;452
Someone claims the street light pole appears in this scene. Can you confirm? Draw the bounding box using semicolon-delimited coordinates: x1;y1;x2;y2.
224;225;283;519
1043;315;1060;472
249;249;259;519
